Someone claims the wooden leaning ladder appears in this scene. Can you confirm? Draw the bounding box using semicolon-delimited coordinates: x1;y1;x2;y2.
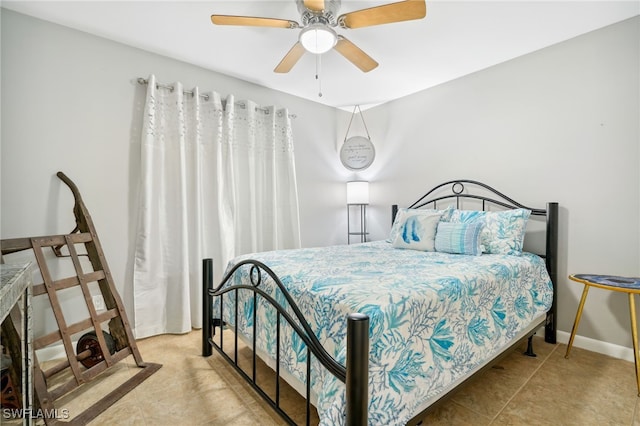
1;172;161;425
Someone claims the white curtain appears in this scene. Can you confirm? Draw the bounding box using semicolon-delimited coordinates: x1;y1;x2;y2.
133;75;301;339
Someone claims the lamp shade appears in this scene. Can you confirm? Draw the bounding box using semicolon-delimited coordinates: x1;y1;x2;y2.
346;181;369;205
299;24;337;54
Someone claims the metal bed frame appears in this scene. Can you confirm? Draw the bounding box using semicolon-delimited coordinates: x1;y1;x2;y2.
202;179;558;425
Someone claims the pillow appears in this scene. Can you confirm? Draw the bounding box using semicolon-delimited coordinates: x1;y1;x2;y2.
447;208;531;255
389;205;453;243
391;211;443;251
434;221;484;256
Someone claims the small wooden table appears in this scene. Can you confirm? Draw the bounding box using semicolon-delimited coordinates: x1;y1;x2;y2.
566;274;640;396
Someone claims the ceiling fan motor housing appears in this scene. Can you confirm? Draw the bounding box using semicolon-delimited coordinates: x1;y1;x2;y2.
296;0;342;26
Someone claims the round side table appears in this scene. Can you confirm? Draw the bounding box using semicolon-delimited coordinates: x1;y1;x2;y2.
566;274;640;396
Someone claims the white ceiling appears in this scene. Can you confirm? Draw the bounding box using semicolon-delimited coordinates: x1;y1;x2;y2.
3;1;639;109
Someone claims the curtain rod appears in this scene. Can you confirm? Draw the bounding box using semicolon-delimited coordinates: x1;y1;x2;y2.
136;78;296;119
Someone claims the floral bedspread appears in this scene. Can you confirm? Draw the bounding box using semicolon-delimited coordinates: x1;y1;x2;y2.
217;241;553;425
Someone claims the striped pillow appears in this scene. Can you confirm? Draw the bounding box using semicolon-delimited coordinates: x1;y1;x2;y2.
435;221;483;256
447;208;531;255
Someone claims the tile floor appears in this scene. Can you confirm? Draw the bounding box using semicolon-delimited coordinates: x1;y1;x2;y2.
11;331;640;425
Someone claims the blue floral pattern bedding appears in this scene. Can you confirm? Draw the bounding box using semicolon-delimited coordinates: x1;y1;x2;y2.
217;241;553;425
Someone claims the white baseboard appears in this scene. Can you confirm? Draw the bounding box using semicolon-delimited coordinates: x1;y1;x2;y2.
556;330;635;363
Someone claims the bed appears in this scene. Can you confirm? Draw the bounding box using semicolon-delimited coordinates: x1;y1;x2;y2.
202;179;558;425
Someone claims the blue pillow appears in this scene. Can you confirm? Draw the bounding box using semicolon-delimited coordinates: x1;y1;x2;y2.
447;208;531;255
434;221;483;256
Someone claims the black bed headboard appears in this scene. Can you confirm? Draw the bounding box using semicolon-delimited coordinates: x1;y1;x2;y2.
392;179;558;344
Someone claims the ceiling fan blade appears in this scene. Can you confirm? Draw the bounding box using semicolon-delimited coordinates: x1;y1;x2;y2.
274;42;306;73
334;36;378;73
211;15;299;29
338;0;426;29
304;0;325;12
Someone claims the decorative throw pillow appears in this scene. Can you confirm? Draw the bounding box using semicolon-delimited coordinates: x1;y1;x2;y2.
391;211;443;252
447;208;531;255
434;221;484;256
389;205;453;243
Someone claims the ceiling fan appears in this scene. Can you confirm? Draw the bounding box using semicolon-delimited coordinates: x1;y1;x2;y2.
211;0;427;73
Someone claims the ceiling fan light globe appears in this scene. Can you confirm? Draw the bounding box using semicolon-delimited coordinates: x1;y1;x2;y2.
299;24;337;54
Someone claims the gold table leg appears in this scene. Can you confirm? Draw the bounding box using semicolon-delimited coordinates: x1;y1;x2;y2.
565;285;590;359
628;293;640;397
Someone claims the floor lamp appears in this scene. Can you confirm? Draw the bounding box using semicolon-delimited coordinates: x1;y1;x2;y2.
347;181;369;244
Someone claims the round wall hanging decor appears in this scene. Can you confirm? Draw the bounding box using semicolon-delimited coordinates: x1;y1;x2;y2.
340;136;375;171
340;105;375;171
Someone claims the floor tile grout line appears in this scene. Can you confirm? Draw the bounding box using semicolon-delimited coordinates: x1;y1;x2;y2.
447;399;493;425
488;342;560;424
442;341;554;425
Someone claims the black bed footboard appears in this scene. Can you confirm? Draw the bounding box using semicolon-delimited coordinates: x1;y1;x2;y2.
202;258;369;426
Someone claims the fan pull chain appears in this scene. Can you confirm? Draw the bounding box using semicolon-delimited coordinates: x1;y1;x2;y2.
316;54;323;98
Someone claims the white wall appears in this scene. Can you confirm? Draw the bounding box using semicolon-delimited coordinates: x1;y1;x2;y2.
355;16;639;349
0;10;345;338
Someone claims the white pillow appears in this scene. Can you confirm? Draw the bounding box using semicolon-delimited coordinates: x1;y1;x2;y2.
389;205;453;243
391;210;443;252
